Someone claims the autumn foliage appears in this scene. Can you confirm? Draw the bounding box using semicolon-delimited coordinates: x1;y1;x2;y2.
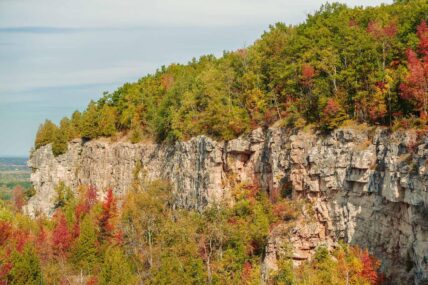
401;21;428;119
34;0;428;152
52;210;72;255
98;188;117;242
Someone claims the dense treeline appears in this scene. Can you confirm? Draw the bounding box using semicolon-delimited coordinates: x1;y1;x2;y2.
0;181;382;284
35;0;428;156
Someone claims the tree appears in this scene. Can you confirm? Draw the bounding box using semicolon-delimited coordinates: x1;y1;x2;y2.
71;110;82;137
122;182;172;269
358;249;381;284
34;120;57;149
0;221;12;246
71;216;99;273
98;247;137;285
129;112;143;144
367;20;397;70
8;245;42;285
12;185;25;212
401;21;428;119
98;105;117;137
300;64;319;121
417;20;428;58
51;117;77;156
52;210;72;255
98;188;117;243
81;102;99;139
319;98;348;131
75;185;98;219
53;181;74;211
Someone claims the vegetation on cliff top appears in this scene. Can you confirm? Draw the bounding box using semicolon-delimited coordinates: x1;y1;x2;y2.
35;0;428;157
0;181;382;284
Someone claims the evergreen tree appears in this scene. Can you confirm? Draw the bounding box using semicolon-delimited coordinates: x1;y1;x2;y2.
98;105;117;137
80;101;99;139
71;216;99;273
34;120;57;149
9;245;42;285
98;247;136;285
52;127;68;156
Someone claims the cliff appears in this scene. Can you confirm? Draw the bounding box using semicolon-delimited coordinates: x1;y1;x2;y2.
27;126;428;284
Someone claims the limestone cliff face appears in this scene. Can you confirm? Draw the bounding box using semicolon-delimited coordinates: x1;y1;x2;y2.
27;127;428;284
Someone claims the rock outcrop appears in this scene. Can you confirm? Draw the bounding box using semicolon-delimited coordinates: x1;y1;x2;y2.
27;127;428;284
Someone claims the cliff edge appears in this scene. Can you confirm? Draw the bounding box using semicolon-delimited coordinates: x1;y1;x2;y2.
27;126;428;284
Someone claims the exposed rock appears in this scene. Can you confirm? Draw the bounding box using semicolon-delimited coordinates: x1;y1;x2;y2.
26;127;428;284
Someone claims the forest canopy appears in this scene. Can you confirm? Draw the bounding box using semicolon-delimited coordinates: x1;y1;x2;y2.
0;181;383;284
35;0;428;156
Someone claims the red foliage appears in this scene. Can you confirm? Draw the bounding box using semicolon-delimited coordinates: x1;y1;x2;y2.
348;19;358;28
301;64;315;87
113;230;124;246
86;276;98;285
98;188;117;242
75;185;98;219
13;229;30;252
417;20;428;58
243;183;260;200
12;185;25;212
272;202;287;219
359;249;381;285
367;21;397;39
52;210;72;255
400;21;428;119
35;224;51;261
86;185;98;206
161;74;175;91
241;261;253;281
72;220;81;239
0;257;12;285
323;98;341;115
0;221;12;246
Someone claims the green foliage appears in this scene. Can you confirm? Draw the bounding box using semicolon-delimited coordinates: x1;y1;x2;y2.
34;120;57;149
53;181;76;222
71;215;99;273
35;0;428;149
99;247;137;285
52;127;68;156
0;179;383;284
272;260;295;285
9;245;42;285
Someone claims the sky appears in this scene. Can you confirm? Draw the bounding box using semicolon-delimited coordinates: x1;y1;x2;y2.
0;0;391;157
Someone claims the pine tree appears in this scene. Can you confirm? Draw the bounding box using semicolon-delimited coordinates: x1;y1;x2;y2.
9;245;42;285
34;120;57;149
71;216;99;273
81;102;99;139
71;110;82;137
98;247;136;285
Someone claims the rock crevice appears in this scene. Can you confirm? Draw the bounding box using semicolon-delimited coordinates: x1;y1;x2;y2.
27;127;428;284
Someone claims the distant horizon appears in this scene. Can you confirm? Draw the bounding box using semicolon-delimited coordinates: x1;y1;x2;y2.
0;0;392;156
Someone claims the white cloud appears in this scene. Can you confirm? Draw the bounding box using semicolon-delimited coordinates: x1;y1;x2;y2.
0;0;393;156
0;0;391;28
0;65;146;95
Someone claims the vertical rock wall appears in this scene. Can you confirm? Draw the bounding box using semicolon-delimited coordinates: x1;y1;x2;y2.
27;127;428;284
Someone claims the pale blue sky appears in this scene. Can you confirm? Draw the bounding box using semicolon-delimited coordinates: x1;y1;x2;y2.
0;0;391;156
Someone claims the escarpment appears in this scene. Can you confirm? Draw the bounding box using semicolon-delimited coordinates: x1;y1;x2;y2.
27;127;428;284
